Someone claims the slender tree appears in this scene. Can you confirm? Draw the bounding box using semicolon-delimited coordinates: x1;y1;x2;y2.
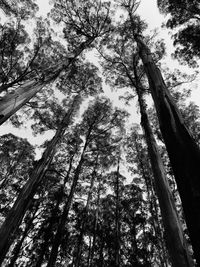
114;154;121;267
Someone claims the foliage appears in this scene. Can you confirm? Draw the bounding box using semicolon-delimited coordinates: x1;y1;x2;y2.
157;0;200;66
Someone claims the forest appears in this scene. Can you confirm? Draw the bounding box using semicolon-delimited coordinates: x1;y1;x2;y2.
0;0;200;266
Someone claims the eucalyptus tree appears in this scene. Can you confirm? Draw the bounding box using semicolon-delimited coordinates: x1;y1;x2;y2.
0;60;102;263
0;0;112;125
47;97;127;266
109;1;200;264
99;10;193;265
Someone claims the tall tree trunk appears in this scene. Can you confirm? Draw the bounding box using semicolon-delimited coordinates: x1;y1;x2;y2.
114;156;120;267
89;180;101;267
35;192;64;267
0;103;77;264
132;133;163;265
149;180;169;266
74;157;98;267
98;237;104;267
130;224;139;266
86;236;92;267
135;34;200;265
135;79;193;266
47;134;90;267
0;37;95;126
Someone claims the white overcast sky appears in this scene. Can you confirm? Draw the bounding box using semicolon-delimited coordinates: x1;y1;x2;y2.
0;0;199;155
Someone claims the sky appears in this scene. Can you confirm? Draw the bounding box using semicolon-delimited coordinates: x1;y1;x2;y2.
0;0;199;157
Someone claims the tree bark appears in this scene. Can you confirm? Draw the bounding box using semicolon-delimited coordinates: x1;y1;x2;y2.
0;108;74;264
0;80;46;125
135;78;194;266
135;35;200;266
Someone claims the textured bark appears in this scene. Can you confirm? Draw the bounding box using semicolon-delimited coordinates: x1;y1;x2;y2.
0;80;45;125
135;74;193;266
0;109;74;263
135;35;200;265
0;62;64;126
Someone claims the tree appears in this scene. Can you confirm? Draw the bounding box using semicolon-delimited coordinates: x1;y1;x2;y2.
47;97;126;266
98;9;193;264
0;60;102;263
0;0;112;125
116;1;200;264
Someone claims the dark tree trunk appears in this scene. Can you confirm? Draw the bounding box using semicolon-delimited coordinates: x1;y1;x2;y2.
47;136;90;267
0;108;75;264
74;159;98;267
8;206;38;267
135;75;193;266
130;224;139;266
114;156;120;267
86;236;92;267
35;195;62;267
135;35;200;266
89;180;101;267
98;238;104;267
